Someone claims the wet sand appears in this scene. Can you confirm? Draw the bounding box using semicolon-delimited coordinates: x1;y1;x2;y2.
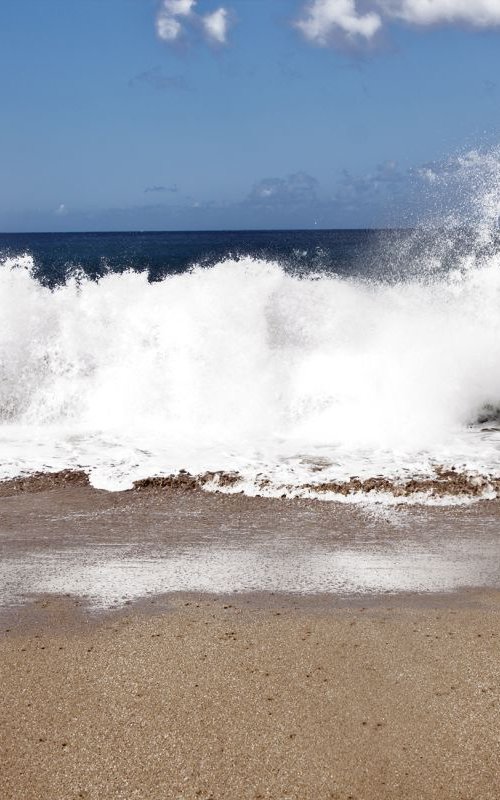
2;480;500;798
2;478;500;609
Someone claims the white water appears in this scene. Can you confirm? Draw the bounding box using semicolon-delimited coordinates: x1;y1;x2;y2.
2;148;500;502
1;238;500;501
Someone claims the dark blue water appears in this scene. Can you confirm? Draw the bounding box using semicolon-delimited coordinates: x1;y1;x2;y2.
0;229;409;286
1;228;491;287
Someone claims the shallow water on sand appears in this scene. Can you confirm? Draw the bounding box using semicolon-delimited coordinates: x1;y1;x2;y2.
2;487;500;613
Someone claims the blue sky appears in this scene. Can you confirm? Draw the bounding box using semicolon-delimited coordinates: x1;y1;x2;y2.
1;0;500;231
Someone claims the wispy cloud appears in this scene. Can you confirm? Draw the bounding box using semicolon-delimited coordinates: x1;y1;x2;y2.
155;0;232;46
295;0;500;47
246;173;320;208
144;185;179;193
243;160;435;227
129;67;190;92
379;0;500;27
335;161;410;210
7;151;493;233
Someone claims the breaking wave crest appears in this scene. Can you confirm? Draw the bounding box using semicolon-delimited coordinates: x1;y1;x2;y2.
2;149;500;503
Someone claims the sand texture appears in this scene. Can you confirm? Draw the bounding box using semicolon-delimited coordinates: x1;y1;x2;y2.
2;482;500;798
2;594;500;800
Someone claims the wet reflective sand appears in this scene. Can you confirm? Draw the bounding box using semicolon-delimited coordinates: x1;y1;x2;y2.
2;485;500;612
3;485;500;800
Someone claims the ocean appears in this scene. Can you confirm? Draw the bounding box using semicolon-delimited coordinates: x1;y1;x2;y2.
1;225;500;504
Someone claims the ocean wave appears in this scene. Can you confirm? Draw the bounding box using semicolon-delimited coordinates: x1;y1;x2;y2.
1;239;500;503
2;146;500;503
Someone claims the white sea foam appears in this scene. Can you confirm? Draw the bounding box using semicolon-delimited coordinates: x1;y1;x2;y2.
1;150;500;502
1;243;500;502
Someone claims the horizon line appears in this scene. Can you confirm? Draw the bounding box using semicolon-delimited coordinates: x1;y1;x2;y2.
0;226;415;236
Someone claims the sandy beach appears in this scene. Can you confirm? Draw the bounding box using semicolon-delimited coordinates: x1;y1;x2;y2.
1;479;500;798
2;589;500;800
4;0;500;795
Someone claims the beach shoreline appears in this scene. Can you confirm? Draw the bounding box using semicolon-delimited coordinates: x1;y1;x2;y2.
2;476;500;613
3;465;500;501
2;481;500;798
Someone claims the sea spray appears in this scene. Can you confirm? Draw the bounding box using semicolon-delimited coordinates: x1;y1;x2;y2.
1;149;500;501
0;248;499;500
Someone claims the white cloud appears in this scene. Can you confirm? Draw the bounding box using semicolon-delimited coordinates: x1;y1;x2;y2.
380;0;500;26
296;0;500;47
155;0;231;45
156;11;183;41
155;0;196;43
55;203;67;216
163;0;196;15
296;0;382;44
202;8;229;44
